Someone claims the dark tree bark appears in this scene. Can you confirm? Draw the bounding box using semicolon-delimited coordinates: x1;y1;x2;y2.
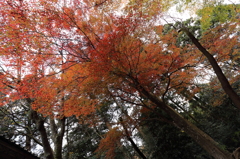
181;28;240;109
134;82;233;159
26;98;54;159
50;117;66;159
120;118;147;159
25;118;32;151
31;110;54;159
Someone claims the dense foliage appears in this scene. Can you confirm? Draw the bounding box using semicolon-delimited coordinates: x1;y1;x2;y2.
0;0;239;159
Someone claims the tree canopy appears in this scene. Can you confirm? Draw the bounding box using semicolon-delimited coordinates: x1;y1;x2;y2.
0;0;239;159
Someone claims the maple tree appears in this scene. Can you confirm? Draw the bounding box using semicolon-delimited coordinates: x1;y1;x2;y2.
0;0;239;159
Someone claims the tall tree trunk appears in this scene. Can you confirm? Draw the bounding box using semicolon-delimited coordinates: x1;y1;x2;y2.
50;117;66;159
25;117;32;151
181;28;240;109
120;118;147;159
25;135;31;151
31;110;54;159
139;85;233;159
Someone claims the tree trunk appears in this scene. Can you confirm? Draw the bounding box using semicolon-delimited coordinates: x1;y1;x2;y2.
139;86;233;159
50;117;66;159
162;103;232;159
25;117;32;151
181;28;240;109
120;119;147;159
25;119;31;151
25;134;31;151
31;110;54;159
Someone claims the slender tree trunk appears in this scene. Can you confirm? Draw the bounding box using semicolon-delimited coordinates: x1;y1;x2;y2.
25;118;31;151
31;110;54;159
181;28;240;109
126;134;147;159
27;98;54;159
139;86;233;159
50;117;66;159
25;134;31;151
65;118;70;159
120;119;147;159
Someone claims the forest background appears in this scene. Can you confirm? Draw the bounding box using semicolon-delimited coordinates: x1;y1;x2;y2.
0;0;239;158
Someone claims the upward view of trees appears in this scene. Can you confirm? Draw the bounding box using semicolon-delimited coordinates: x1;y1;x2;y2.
0;0;239;159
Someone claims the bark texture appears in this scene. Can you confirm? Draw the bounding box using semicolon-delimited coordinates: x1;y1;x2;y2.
181;28;240;109
50;117;66;159
120;119;147;159
31;110;54;159
138;84;233;159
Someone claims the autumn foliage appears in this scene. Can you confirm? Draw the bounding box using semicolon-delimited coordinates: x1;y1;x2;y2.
0;0;239;158
0;0;199;116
